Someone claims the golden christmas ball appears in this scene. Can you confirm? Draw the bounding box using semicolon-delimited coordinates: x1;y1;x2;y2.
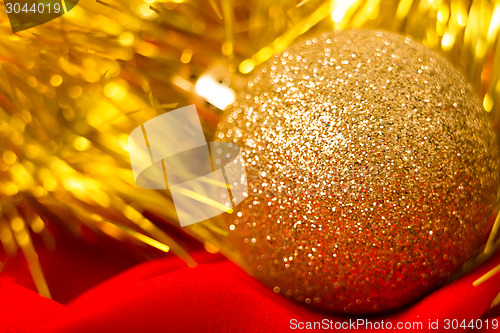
215;29;499;313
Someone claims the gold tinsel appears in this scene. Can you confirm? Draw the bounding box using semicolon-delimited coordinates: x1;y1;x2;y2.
0;0;499;299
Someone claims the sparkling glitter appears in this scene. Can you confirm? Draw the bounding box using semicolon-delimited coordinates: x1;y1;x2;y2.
216;30;499;313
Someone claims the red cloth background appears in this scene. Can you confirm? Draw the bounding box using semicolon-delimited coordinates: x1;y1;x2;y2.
0;229;499;333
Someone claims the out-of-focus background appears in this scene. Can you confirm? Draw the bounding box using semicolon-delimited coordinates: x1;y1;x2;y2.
0;0;499;302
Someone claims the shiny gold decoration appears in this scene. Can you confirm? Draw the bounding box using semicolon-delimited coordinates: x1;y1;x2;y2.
213;29;499;313
0;0;499;301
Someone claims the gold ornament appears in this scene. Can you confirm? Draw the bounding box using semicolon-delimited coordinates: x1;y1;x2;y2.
213;29;499;313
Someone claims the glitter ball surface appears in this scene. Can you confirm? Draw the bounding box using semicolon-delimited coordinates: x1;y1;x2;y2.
215;30;500;313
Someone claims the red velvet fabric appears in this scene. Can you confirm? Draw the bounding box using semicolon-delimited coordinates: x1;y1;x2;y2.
0;236;499;333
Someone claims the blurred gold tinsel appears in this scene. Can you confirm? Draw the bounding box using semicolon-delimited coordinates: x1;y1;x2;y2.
0;0;499;298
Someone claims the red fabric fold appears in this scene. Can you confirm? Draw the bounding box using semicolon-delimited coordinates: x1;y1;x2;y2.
0;249;498;333
0;276;67;332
